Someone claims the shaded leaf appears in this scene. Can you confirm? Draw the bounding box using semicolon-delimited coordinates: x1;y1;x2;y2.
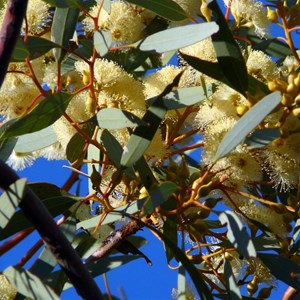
4;266;59;300
126;0;187;21
163;217;178;263
12;36;57;61
224;259;242;300
259;253;300;289
208;0;248;95
245;128;280;149
95;108;147;129
45;256;141;291
121;72;182;167
214;91;281;161
94;30;112;57
136;22;219;53
14;126;57;153
134;157;158;190
51;7;79;63
0;179;27;229
148;220;213;300
43;0;82;7
0;137;17;161
101;129;123;167
142;181;178;216
219;211;256;259
0;92;73;140
66;124;94;165
0;195;77;241
87;130;102;195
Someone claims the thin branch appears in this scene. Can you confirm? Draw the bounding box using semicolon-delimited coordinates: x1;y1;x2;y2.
0;160;103;299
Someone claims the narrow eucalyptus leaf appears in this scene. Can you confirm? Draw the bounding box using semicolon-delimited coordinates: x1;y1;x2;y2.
126;0;187;21
0;137;17;161
0;178;27;229
214;91;281;161
51;7;79;62
259;253;300;289
12;36;57;61
4;266;60;300
96;108;147;129
245;128;280;149
207;0;248;95
224;259;242;300
0;92;73;140
121;72;183;167
94;30;112;57
14;126;57;153
43;0;82;7
136;22;219;53
219;211;256;259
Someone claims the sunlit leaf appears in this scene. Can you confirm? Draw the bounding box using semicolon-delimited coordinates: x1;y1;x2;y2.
177;264;186;300
4;266;60;300
147;86;213;109
214;91;281;161
207;0;248;95
259;253;300;289
76;198;148;230
0;92;73;140
12;36;57;61
224;259;242;300
245;128;280;149
96;0;111;12
95;108;147;129
136;22;219;53
51;7;79;62
126;0;187;21
14;126;57;153
142;181;178;216
0;179;27;229
219;211;256;259
94;30;112;57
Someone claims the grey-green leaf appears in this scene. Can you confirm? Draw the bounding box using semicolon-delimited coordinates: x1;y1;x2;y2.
214;91;281;161
95;108;147;129
14;126;58;153
0;92;73;140
224;259;242;300
0;178;27;229
51;7;79;63
219;211;257;259
136;22;219;53
147;86;213;109
93;30;112;57
4;266;60;300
